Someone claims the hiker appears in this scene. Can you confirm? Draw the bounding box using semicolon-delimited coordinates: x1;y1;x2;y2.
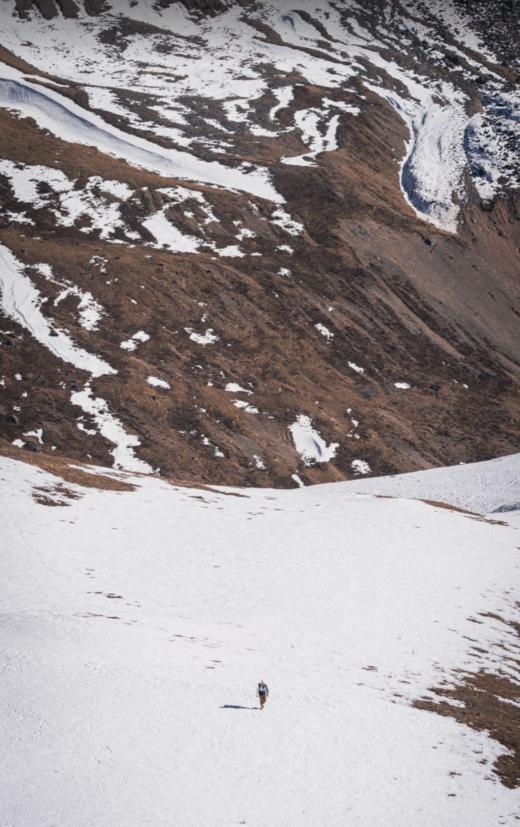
257;680;269;710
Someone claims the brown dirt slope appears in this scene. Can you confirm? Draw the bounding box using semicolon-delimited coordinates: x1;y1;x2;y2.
0;3;519;485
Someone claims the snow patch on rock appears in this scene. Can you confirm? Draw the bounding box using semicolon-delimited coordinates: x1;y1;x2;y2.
289;414;339;465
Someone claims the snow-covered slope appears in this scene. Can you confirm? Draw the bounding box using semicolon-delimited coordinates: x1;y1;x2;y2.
2;452;520;825
342;451;520;514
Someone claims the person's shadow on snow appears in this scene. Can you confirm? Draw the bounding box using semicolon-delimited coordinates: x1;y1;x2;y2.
220;704;258;710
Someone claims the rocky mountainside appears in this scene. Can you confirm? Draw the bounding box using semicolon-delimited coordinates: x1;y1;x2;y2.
0;0;519;485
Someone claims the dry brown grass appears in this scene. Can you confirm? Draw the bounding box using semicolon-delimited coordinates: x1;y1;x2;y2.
414;611;520;788
0;437;135;492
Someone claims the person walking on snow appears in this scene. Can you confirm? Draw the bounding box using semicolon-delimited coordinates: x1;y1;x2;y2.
257;680;269;710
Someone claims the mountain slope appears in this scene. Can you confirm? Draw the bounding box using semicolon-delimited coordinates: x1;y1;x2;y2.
2;450;520;825
0;0;519;485
342;450;520;513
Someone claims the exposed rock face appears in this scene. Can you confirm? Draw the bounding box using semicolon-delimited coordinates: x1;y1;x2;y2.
0;0;519;485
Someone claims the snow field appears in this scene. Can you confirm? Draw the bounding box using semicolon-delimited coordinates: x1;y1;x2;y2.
1;455;520;825
340;451;520;514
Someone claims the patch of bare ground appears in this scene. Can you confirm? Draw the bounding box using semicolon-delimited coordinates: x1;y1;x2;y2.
32;481;81;506
0;437;135;492
373;496;508;524
414;612;520;788
420;499;481;516
0;437;246;499
420;499;509;525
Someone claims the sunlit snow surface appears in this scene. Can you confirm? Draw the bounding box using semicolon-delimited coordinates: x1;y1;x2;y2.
1;454;520;826
342;451;520;514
